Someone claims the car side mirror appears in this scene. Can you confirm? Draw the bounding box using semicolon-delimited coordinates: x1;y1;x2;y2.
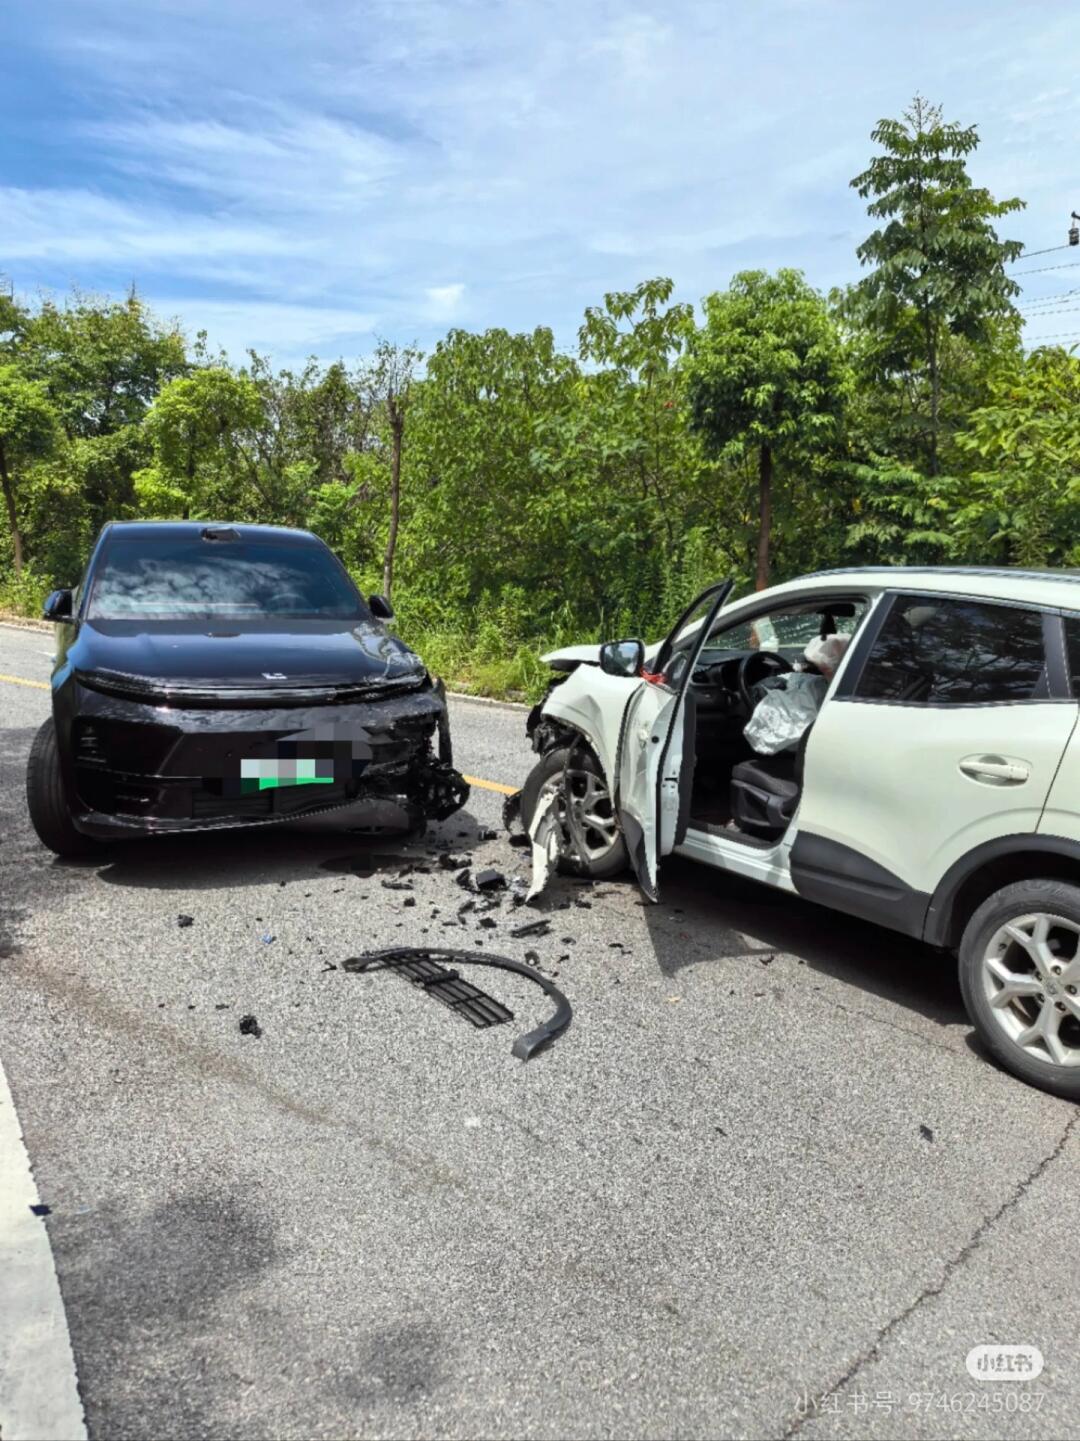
368;593;395;622
599;639;644;678
43;588;74;623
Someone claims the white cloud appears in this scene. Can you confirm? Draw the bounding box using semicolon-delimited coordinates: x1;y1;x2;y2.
149;299;378;359
1;186;299;263
424;283;465;320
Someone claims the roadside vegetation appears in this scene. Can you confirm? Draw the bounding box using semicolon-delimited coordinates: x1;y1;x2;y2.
2;98;1077;700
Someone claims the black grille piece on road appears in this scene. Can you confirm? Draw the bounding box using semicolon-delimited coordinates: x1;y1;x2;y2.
343;951;513;1029
341;947;573;1060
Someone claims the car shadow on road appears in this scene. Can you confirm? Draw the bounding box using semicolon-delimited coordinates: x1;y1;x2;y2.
640;854;966;1030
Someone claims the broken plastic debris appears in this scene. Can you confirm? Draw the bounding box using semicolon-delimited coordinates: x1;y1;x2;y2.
343;947;571;1060
261;933;275;944
29;1203;51;1217
526;787;564;901
510;917;552;939
177;914;194;928
239;1014;263;1038
474;868;506;892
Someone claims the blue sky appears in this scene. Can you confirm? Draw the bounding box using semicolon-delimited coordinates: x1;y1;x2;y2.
4;0;1079;364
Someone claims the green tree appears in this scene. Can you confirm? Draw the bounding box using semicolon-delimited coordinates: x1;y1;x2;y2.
849;96;1024;475
685;269;850;589
136;368;265;519
954;346;1080;566
369;340;420;598
0;365;58;573
21;292;187;440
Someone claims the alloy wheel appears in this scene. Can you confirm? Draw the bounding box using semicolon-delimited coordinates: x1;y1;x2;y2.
537;764;619;865
981;911;1080;1067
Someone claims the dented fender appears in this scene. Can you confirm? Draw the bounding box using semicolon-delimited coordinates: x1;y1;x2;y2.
531;660;643;799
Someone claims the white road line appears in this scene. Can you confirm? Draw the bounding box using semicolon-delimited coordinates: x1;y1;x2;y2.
0;1056;87;1441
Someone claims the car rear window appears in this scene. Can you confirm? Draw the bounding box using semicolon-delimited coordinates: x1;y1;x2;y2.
852;595;1048;704
87;533;368;621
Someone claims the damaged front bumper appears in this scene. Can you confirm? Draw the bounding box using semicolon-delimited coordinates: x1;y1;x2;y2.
55;674;469;841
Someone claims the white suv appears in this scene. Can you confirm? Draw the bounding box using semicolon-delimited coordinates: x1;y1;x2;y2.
519;567;1080;1100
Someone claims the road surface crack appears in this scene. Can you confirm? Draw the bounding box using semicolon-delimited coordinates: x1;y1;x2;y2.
782;1109;1079;1438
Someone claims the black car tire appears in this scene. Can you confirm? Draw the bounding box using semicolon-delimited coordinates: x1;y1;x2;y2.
26;717;99;858
519;744;628;880
959;878;1080;1101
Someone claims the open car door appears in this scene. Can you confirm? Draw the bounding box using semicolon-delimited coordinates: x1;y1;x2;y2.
617;581;734;901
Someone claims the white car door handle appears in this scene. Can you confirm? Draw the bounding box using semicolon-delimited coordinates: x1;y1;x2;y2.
959;755;1031;786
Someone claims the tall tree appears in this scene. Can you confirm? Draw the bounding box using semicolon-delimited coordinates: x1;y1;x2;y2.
849;96;1024;475
370;341;420;599
685;269;849;589
0;365;58;573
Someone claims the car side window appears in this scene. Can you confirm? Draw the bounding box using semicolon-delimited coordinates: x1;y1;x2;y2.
709;602;867;656
853;595;1048;705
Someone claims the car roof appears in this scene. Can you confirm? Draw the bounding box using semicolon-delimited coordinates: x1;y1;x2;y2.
750;566;1080;615
101;520;322;545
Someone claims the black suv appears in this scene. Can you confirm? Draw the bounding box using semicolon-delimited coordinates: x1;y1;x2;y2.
27;521;468;855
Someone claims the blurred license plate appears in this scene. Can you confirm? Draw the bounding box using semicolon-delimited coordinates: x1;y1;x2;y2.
240;758;334;791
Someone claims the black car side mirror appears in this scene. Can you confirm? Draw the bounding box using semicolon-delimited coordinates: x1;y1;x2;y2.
368;593;395;622
43;588;74;623
599;638;644;678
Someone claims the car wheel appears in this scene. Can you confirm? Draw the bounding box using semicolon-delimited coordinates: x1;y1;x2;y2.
519;744;628;880
959;878;1080;1100
26;717;99;858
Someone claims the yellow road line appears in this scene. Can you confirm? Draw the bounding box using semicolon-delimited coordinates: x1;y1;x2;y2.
0;675;522;794
463;773;520;796
0;673;49;691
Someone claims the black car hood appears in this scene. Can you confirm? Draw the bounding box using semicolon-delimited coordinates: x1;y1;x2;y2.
70;618;426;699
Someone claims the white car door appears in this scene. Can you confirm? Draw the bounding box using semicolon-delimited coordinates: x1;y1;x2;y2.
617;581;733;900
793;591;1079;934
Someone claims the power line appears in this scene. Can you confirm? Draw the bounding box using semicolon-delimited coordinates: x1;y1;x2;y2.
1017;327;1080;341
1020;287;1080;308
1009;243;1075;263
1011;259;1080;277
1021;304;1080;319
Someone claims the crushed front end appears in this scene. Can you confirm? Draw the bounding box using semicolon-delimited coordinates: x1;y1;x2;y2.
55;670;469;841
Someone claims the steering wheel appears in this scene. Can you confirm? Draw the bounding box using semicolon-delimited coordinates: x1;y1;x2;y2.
737;649;794;712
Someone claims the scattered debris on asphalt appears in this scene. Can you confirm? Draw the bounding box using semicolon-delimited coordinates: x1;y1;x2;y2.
29;1203;51;1217
342;946;572;1060
239;1014;263;1038
177;914;194;928
510;917;552;939
261;933;275;945
474;867;506;892
920;1124;935;1142
381;878;414;891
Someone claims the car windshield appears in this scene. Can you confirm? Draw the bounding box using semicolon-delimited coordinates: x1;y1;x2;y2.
87;533;368;621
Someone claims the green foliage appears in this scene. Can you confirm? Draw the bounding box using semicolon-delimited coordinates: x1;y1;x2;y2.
847;95;1024;474
687;269;850;458
954;347;1080;566
685;269;850;586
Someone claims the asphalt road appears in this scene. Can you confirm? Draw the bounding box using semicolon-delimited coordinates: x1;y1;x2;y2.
1;619;1078;1441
